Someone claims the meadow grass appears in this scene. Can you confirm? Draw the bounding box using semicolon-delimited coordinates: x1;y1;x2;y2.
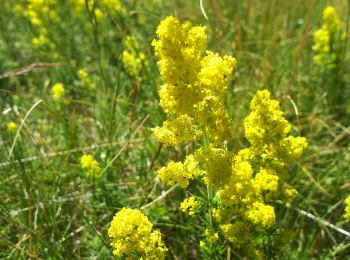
1;0;350;258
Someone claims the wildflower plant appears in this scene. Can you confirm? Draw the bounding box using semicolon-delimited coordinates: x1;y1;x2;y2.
122;36;146;79
312;6;347;113
150;16;308;258
26;0;59;49
313;6;345;70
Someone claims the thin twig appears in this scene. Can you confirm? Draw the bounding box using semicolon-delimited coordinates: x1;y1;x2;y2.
140;184;179;210
284;202;350;237
100;115;149;176
0;138;144;167
0;62;64;80
8;100;43;160
287;95;301;133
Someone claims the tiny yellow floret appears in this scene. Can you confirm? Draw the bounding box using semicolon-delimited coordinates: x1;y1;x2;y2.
7;122;18;134
51;83;65;101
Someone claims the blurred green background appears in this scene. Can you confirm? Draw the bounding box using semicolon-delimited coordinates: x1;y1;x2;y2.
1;0;350;258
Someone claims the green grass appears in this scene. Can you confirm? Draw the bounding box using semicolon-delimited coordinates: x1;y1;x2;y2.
1;0;350;258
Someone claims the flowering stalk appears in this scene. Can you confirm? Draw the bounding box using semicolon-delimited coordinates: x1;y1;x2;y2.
312;6;347;114
107;15;308;259
150;16;307;258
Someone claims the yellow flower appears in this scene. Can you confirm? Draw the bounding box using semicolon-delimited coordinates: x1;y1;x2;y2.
195;145;232;189
80;154;101;178
245;202;275;227
252;168;279;193
157;155;201;188
121;36;147;78
32;34;47;48
152;16;236;144
78;69;96;90
94;8;103;21
220;222;251;248
204;228;219;244
180;196;198;215
313;6;343;68
78;69;88;79
152;115;202;147
51;83;65;101
344;196;350;219
217;90;306;246
323;6;340;32
122;50;139;77
108;208;167;259
7;122;18;134
244;90;307;168
282;187;298;202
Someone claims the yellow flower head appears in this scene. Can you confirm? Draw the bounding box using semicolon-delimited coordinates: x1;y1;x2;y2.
152;115;202;147
122;50;138;76
180;196;198;215
157;155;201;188
323;6;340;32
220;222;251;248
94;8;103;21
80;154;101;178
7;122;18;134
245;202;275;227
244;90;307;167
204;228;219;244
195;145;232;189
108;208;167;259
152;16;236;145
51;83;65;101
313;6;343;68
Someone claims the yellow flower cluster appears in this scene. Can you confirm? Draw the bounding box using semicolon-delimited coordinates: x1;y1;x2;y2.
152;16;237;145
180;196;198;215
108;208;167;259
152;17;307;257
152;115;202;146
217;90;307;247
27;0;58;49
344;196;350;219
204;228;219;244
122;36;146;78
194;145;232;189
157;155;201;188
80;154;101;178
244;90;308;169
51;83;65;101
26;0;124;48
313;6;344;69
